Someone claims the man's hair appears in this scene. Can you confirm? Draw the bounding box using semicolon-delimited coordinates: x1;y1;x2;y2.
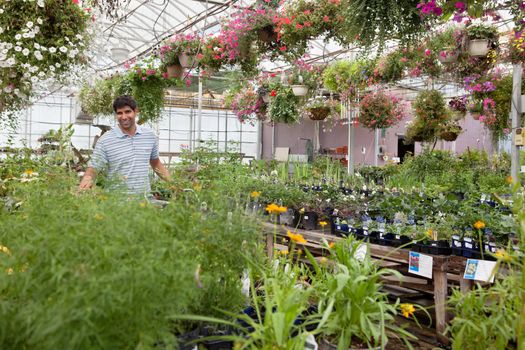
113;95;138;112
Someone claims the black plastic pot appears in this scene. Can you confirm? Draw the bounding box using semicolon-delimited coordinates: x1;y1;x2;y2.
427;240;451;255
301;211;318;230
451;235;463;256
280;208;300;227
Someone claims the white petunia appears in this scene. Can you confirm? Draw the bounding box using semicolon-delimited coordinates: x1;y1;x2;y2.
22;33;29;38
37;0;44;7
49;47;56;53
6;58;15;66
34;51;43;60
26;21;33;28
29;66;38;72
0;54;6;61
14;46;22;52
0;9;4;14
55;63;61;68
30;76;38;83
59;46;67;53
6;43;12;49
15;34;21;40
34;43;40;49
28;32;35;38
23;72;31;78
33;26;39;33
37;18;43;25
1;49;7;54
0;27;3;34
75;34;83;40
49;66;55;72
22;48;30;56
38;72;45;78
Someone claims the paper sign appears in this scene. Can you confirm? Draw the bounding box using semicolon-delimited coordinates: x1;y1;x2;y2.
408;251;433;279
463;259;497;283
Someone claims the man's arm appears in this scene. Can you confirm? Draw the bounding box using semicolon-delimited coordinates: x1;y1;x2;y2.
150;158;171;181
78;167;98;190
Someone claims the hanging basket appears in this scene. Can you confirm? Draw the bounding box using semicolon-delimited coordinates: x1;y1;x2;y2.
166;63;184;79
308;107;330;121
262;93;270;103
468;39;489;57
178;52;195;68
257;25;278;43
471;112;481;120
440;131;460;142
291;85;309;96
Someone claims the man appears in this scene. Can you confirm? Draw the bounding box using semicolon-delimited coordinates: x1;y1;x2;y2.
78;95;170;194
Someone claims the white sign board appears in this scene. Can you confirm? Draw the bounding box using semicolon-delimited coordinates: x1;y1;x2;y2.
463;259;497;283
408;251;433;279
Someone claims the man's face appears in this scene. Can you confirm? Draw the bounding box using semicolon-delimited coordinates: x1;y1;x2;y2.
116;106;137;131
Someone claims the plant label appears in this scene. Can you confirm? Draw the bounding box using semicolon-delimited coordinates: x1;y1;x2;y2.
354;243;368;262
408;251;433;279
463;259;497;283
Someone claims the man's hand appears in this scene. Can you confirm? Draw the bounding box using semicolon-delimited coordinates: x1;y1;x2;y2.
150;158;171;182
77;167;97;192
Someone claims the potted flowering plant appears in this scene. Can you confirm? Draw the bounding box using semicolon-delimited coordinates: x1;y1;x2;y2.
0;0;91;117
286;62;323;97
301;96;341;121
196;36;227;73
229;86;267;124
465;24;499;57
427;27;462;63
358;90;407;130
439;122;463;142
506;31;525;64
323;59;375;102
448;96;468;118
268;83;300;124
163;33;201;69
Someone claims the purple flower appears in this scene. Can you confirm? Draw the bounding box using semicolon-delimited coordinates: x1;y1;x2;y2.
455;1;466;12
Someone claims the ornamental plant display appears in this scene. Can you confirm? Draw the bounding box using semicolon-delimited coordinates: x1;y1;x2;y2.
358;90;407;130
506;30;525;64
268;83;300;124
323;59;376;102
286;61;324;93
78;75;127;118
0;0;91;119
197;36;227;72
406;89;451;144
230;86;267;124
300;95;341;121
426;27;462;61
159;33;201;66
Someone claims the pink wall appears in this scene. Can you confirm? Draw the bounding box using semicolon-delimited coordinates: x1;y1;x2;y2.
262;113;495;164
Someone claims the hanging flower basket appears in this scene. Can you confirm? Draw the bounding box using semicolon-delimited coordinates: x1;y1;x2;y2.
440;130;460;141
468;39;489;57
178;52;195;68
257;25;278;43
166;63;184;79
308;107;330;121
262;93;270;103
291;85;309;96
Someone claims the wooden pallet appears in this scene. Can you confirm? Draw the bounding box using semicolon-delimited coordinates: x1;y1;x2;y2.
263;222;477;344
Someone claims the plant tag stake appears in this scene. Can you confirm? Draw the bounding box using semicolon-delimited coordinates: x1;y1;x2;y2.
463;259;497;283
354;243;367;262
408;251;433;279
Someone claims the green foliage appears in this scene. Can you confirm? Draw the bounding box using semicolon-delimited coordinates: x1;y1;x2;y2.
79;75;126;117
268;84;299;124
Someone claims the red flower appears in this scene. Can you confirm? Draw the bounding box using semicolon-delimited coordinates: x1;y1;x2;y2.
323;15;330;22
304;22;312;27
296;23;303;29
279;45;287;51
270;73;277;77
303;10;311;15
73;0;79;4
270;90;277;97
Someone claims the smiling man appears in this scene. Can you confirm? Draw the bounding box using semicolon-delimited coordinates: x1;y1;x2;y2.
78;95;171;194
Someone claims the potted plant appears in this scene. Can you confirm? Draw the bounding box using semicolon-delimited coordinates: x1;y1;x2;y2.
439;122;463;142
229;86;268;124
448;95;468;118
358;90;407;130
427;27;462;64
323;59;375;102
465;24;499;57
301;96;341;121
197;36;227;73
286;64;321;97
268;83;300;124
506;30;525;64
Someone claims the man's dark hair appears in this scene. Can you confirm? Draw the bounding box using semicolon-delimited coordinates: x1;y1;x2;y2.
113;95;138;112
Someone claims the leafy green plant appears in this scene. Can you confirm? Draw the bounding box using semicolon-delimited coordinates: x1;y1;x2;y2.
268;84;299;124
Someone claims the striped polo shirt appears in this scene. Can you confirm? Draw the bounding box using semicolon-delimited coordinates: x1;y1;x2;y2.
88;125;159;194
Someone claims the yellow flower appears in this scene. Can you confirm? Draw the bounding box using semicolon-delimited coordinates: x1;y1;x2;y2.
139;202;147;208
287;230;307;244
495;249;512;263
506;176;513;184
297;249;303;255
193;183;202;191
320;257;328;264
281;238;288;244
319;221;328;228
400;303;415;318
328;242;335;249
6;268;13;275
299;208;305;214
250;191;261;198
23;169;34;176
266;203;287;215
0;245;11;255
425;229;433;238
473;221;485;230
280;250;289;255
94;213;104;221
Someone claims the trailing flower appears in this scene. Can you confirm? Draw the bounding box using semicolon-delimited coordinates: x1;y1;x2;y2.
230;86;267;125
159;33;201;66
0;0;92;119
358;91;408;130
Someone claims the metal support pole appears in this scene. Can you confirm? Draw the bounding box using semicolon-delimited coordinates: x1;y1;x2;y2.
511;64;522;181
374;128;379;166
197;73;203;147
347;102;355;175
256;120;262;160
314;120;320;154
